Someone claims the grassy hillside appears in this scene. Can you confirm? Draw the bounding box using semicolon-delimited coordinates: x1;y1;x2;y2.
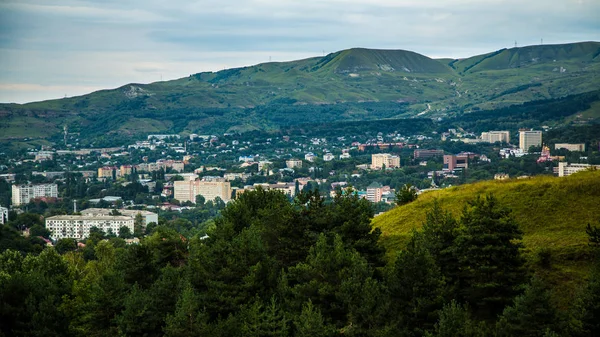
0;42;599;146
373;170;600;308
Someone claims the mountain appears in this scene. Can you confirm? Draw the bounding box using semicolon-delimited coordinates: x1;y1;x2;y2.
1;41;599;147
372;170;600;308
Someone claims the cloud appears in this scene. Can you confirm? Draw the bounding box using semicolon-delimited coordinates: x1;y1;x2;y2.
0;0;598;103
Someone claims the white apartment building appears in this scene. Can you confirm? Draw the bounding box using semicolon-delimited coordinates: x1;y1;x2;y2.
174;179;231;203
45;215;134;240
519;130;542;151
555;143;586;152
0;205;8;225
557;162;600;177
371;153;400;169
80;208;158;227
11;183;58;206
481;131;510;143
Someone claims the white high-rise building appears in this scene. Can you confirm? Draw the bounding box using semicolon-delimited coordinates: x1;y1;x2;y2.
11;184;58;206
481;131;510;143
519;130;542;152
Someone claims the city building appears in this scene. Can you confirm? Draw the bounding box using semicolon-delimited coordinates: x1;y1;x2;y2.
80;208;158;227
174;179;231;203
305;153;316;162
119;165;134;177
0;205;8;224
35;151;54;162
366;182;391;203
45;215;134;240
481;131;510;143
413;149;444;159
98;166;117;179
519;130;542;151
286;159;303;169
11;183;58;206
555;143;586;152
443;154;469;171
323;153;334;161
556;162;600;177
371;153;400;169
258;161;272;172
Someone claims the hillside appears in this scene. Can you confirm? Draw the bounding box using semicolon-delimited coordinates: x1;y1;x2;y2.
1;41;599;147
372;170;600;306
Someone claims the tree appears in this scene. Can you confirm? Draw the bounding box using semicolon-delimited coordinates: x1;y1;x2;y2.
454;194;526;320
425;301;487;337
118;226;133;239
294;300;335;337
585;223;600;248
134;213;145;237
385;231;445;335
395;183;418;206
29;224;51;239
195;194;205;206
496;276;559;337
240;297;289;337
164;283;209;337
55;238;77;254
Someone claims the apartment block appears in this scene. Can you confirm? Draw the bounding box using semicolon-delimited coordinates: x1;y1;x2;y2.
98;166;117;179
0;205;8;225
286;159;303;169
11;184;58;206
519;130;542;151
371;153;400;169
443;155;469;171
414;149;444;159
174;179;231;203
555;143;586;152
46;215;134;240
556;162;600;177
366;182;391;203
80;208;158;227
481;131;510;143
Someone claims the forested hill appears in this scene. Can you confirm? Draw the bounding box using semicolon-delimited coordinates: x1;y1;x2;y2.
1;41;599;147
1;171;600;336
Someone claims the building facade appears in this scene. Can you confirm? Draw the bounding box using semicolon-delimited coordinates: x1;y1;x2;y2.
371;153;401;169
80;208;158;227
174;179;231;203
98;166;117;179
11;183;58;206
555;143;586;152
443;154;469;171
0;205;8;225
365;183;391;203
45;215;134;240
519;130;542;151
286;159;303;169
481;131;510;143
556;162;600;177
413;149;444;159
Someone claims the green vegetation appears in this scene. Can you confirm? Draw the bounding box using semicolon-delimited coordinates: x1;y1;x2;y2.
1;42;599;148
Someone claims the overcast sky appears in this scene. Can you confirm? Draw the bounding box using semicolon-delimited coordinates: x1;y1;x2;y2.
0;0;598;104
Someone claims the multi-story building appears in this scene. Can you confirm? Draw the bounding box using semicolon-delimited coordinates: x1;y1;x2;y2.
443;154;469;171
286;159;303;169
555;143;586;152
413;149;444;159
366;182;391;203
80;208;158;227
305;153;316;162
35;151;54;162
323;153;334;161
519;130;542;151
481;131;510;143
98;166;117;179
371;153;400;169
11;183;58;206
119;165;134;177
174;179;231;203
556;162;600;177
45;215;134;240
0;205;8;224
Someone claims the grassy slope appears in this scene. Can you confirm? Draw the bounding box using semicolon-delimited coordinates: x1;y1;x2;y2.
372;170;600;308
0;42;598;142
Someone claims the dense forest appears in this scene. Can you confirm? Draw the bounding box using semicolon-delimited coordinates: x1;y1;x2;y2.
1;188;599;336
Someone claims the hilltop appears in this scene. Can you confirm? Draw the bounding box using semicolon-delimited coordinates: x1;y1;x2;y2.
372;170;600;307
1;41;599;147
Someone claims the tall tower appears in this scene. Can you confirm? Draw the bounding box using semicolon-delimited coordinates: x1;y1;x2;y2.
63;125;68;146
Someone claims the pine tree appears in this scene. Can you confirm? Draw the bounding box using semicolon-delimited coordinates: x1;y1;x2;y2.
424;300;486;337
240;297;289;337
496;276;559;337
164;283;209;337
454;194;526;320
294;300;335;337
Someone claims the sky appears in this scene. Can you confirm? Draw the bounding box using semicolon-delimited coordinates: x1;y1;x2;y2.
0;0;598;104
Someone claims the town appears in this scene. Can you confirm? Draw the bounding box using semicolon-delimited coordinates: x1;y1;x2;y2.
1;125;598;243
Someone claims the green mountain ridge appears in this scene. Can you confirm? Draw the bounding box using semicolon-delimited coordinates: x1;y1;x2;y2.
1;41;599;146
